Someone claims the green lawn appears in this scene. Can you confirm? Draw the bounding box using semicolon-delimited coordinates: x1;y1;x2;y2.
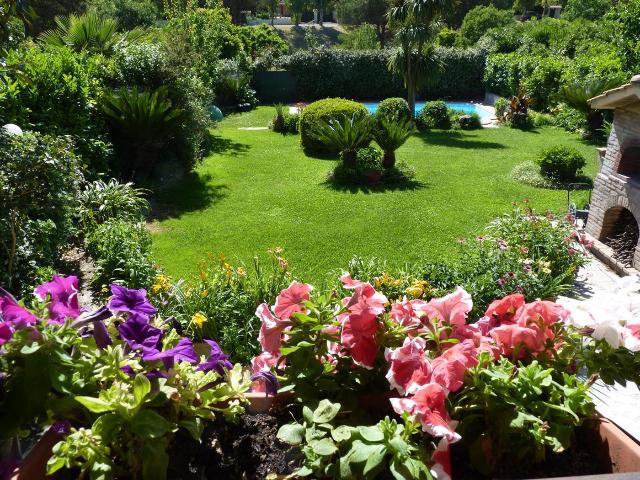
150;107;598;284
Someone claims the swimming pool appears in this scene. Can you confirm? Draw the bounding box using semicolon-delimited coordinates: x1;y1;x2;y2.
362;101;494;121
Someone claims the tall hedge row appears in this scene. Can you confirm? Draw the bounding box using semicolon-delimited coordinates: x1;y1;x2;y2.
276;47;486;101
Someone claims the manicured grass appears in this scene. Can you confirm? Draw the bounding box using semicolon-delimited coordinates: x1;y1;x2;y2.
150;106;598;284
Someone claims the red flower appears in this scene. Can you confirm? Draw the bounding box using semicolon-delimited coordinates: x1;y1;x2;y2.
385;337;432;395
431;340;478;393
423;287;472;330
256;303;291;354
390;383;460;442
273;281;312;320
390;297;429;330
340;318;379;369
483;293;525;326
490;323;541;357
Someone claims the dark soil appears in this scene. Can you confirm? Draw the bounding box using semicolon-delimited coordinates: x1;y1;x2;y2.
167;413;297;479
451;427;612;479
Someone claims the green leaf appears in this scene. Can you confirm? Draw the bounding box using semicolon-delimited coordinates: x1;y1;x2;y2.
280;346;300;355
130;409;173;438
277;423;305;445
89;461;112;480
46;455;66;475
389;458;413;480
277;383;295;393
331;425;353;443
388;436;409;457
20;343;41;354
313;399;341;423
75;396;114;413
141;438;169;480
133;374;151;407
92;413;122;442
357;425;384;442
363;445;387;476
296;466;314;477
310;437;337;456
303;405;314;424
179;418;203;441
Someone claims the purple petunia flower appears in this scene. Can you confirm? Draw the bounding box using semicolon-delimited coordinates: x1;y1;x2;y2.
0;292;38;329
0;322;13;347
250;371;280;396
72;306;113;349
49;420;71;435
108;284;157;319
144;337;198;369
198;339;233;375
118;314;163;355
121;365;168;379
34;275;80;324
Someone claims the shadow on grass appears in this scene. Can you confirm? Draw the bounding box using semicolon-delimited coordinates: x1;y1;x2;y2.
417;130;507;149
323;177;429;194
206;132;251;157
149;172;228;221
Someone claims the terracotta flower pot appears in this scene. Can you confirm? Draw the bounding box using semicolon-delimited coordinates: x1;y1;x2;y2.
244;391;293;414
582;418;640;475
10;430;64;480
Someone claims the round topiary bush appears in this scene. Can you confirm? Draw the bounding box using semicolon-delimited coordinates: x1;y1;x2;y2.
376;97;412;124
300;98;369;153
417;101;451;130
536;146;587;182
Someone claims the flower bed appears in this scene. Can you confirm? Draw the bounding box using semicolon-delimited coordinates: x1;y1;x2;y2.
1;226;639;479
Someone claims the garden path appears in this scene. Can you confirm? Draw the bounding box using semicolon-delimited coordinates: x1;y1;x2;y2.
573;258;640;442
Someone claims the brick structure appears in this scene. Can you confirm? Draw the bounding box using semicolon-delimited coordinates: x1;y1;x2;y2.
586;75;640;267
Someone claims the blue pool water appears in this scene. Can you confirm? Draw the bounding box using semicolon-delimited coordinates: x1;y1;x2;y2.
362;101;493;121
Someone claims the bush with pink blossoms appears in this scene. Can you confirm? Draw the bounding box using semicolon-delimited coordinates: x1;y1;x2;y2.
253;273;637;479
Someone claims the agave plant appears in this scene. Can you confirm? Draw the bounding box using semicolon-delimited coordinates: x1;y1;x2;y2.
373;118;417;169
101;86;184;178
315;113;373;167
38;12;141;54
561;78;622;135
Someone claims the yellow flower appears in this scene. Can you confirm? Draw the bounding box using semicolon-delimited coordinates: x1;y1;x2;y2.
201;289;209;298
406;285;423;298
192;312;207;328
237;267;247;277
101;287;109;293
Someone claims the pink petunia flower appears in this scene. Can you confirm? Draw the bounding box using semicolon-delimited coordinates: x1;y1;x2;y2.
0;322;13;346
390;383;460;443
34;275;80;324
431;438;452;480
340;316;379;369
0;295;38;329
390;297;429;330
483;293;525;326
273;281;312;320
250;351;280;392
431;340;478;393
256;303;291;354
423;287;473;330
385;337;432;395
490;323;542;357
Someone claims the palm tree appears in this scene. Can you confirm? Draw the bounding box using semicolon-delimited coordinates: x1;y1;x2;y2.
562;78;622;135
39;12;141;54
315;113;373;168
373;117;417;169
387;0;452;117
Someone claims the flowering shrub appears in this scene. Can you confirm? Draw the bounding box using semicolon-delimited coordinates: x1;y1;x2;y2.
0;275;249;480
253;268;640;478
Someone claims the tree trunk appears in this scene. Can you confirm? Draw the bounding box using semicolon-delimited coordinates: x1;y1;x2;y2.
382;151;395;169
343;150;357;168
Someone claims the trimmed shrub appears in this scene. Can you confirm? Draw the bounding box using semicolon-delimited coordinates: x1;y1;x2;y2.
437;27;459;47
376;97;411;123
458;113;482;130
300;98;369;153
417;101;451;130
0;131;82;293
494;97;509;120
536;146;587;181
234;24;289;59
484;52;520;97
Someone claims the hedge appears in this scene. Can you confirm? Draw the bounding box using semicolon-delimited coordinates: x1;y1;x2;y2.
276;47;486;101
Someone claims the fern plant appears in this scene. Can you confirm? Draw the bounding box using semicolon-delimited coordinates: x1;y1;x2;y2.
561;78;621;136
373;118;416;169
101;86;184;179
315;113;373;167
38;12;141;54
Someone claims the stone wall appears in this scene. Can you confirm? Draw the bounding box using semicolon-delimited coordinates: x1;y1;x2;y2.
587;107;640;266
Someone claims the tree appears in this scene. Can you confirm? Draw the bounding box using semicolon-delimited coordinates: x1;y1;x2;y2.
1;0;35;41
387;0;451;117
459;5;514;45
286;0;308;25
562;0;610;21
223;0;258;23
260;0;278;24
336;0;390;46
